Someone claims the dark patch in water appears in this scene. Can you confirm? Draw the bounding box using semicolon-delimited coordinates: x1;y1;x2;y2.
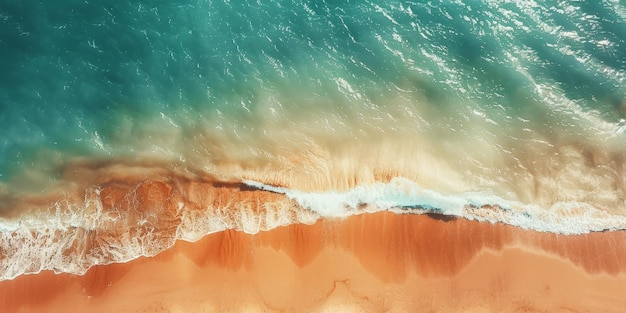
425;213;457;223
211;181;281;193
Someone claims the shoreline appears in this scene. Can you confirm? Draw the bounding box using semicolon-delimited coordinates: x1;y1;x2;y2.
2;212;625;312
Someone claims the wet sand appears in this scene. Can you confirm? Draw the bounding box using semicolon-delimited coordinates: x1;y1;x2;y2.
1;212;625;313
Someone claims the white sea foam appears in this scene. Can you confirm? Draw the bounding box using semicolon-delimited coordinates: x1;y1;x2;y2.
0;185;320;281
244;177;626;235
1;176;625;282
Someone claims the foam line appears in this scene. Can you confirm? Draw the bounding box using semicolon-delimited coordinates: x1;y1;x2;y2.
2;176;625;282
244;177;626;234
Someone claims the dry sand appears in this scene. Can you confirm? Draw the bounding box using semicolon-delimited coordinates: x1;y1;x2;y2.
1;212;625;313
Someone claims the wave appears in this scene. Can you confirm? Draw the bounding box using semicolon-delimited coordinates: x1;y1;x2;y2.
244;177;626;234
2;166;625;282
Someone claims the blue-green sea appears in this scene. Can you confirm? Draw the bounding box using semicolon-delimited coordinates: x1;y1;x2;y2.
2;0;625;176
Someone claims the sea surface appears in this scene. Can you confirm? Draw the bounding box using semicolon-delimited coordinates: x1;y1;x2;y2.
1;0;626;280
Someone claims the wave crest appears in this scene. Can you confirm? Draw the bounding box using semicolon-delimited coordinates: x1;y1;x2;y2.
2;161;625;282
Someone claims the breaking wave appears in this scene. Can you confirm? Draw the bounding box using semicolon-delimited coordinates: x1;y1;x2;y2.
2;172;625;282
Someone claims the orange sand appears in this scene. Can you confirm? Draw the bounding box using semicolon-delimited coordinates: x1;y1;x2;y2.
1;212;625;313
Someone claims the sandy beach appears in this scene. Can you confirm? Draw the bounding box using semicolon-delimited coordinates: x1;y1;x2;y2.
2;212;625;313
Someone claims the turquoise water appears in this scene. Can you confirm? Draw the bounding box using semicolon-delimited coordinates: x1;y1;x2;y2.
1;0;626;199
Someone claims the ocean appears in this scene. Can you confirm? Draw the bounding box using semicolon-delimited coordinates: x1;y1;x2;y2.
1;1;626;310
